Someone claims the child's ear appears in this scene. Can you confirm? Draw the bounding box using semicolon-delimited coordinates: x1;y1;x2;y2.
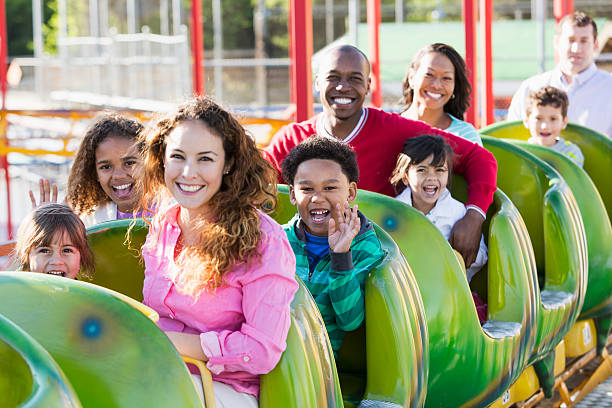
289;185;297;205
561;116;568;130
523;118;529;129
347;182;358;203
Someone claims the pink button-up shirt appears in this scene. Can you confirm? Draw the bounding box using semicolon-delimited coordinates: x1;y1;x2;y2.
142;204;298;397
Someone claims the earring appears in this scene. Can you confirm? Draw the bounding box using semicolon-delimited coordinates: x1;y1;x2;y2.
451;94;455;99
224;170;230;175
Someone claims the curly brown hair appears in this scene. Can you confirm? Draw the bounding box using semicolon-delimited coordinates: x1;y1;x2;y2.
66;113;144;215
14;203;95;277
138;96;277;296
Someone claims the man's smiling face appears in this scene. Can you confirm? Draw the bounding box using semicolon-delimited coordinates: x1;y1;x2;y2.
316;48;371;122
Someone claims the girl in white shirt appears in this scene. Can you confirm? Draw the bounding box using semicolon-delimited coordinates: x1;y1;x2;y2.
390;134;487;282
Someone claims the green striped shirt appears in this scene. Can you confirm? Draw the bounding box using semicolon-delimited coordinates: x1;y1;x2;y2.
283;212;385;352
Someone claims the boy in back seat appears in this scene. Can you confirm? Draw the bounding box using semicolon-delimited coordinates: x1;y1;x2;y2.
281;136;385;354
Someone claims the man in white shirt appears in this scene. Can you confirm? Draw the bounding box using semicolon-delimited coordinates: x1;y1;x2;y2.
508;11;612;137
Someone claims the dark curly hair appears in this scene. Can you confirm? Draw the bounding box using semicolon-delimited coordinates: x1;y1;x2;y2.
14;203;94;278
390;135;454;191
137;96;277;296
526;86;569;118
281;136;359;186
66;113;144;215
400;43;471;119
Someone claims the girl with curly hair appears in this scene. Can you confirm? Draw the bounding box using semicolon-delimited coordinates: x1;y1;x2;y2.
137;97;297;407
66;113;145;226
14;203;94;279
400;43;482;146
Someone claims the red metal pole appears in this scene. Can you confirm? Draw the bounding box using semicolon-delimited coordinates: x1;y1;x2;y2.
0;0;10;239
479;0;493;126
367;0;382;107
289;0;313;122
462;0;478;127
554;0;574;23
190;0;204;96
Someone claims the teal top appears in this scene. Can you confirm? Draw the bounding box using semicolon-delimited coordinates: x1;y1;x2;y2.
284;211;385;352
446;114;483;146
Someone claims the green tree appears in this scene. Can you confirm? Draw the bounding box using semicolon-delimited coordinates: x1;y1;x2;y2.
6;0;59;56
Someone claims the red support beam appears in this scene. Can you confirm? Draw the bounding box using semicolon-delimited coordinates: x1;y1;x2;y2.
289;0;313;122
367;0;382;107
462;0;478;127
479;0;493;126
190;0;205;96
554;0;574;23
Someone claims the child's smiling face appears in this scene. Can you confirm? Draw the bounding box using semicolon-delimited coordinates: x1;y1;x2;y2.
28;230;81;279
289;159;357;237
406;154;449;215
525;104;568;147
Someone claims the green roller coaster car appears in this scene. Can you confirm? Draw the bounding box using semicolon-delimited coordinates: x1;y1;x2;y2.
481;136;588;396
0;312;80;407
84;189;429;407
345;185;537;407
482;122;612;349
0;272;203;408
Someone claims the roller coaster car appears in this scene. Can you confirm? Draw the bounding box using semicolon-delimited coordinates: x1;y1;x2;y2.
348;183;537;407
0;271;203;408
273;187;428;408
86;188;430;408
482;123;612;406
0;312;80;407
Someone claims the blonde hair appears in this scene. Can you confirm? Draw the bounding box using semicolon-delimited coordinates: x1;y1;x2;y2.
14;203;94;277
137;97;276;297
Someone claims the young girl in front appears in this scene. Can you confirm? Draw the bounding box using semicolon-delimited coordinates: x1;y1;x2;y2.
136;97;297;407
14;203;95;279
390;135;487;282
66;113;146;226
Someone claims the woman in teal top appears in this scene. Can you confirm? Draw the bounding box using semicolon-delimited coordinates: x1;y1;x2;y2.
400;43;482;146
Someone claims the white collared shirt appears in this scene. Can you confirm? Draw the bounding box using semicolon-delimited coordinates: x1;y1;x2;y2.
508;63;612;137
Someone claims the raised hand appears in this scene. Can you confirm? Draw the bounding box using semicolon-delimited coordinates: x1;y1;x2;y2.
328;201;360;253
29;178;58;209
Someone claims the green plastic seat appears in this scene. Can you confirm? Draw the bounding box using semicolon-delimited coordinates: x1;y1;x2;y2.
0;271;203;408
310;186;537;407
86;218;344;407
481;122;612;321
273;186;429;408
481;136;587;366
0;313;81;407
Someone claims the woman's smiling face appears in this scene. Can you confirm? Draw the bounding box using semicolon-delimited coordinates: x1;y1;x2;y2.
163;120;228;220
410;52;456;112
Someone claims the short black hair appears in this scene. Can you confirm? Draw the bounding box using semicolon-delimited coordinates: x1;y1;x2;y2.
281;136;359;185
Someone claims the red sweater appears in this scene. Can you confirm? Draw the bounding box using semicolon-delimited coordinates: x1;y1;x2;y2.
263;108;497;214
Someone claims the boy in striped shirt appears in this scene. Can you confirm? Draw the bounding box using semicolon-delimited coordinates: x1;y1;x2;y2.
281;136;385;353
524;86;584;167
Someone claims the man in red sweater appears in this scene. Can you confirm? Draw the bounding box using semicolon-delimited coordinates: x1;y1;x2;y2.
263;45;497;267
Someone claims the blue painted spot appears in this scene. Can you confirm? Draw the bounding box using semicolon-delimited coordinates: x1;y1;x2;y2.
383;215;399;231
81;317;103;339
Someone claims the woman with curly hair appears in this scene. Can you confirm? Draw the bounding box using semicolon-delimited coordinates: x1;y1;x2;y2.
137;97;297;407
66;113;145;226
400;43;482;146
